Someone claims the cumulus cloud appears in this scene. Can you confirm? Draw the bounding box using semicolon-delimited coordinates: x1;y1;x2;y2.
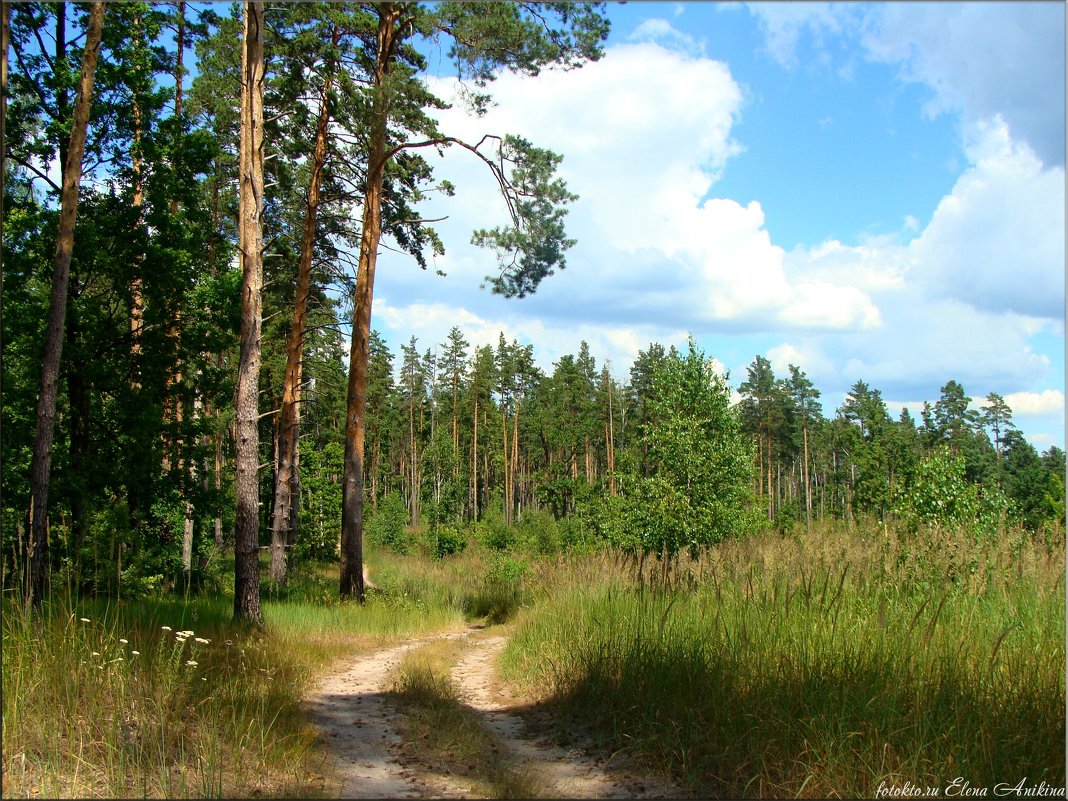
907;117;1065;319
374;298;687;379
369;32;1062;444
863;3;1066;167
745;3;1065;166
376;41;884;343
1003;390;1066;418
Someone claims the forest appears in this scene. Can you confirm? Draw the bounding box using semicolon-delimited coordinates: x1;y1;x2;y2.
2;2;1064;799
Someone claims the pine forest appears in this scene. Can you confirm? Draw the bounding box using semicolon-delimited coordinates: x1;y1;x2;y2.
2;3;1064;799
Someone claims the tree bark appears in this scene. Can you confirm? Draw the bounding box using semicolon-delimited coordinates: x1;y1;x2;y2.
269;39;336;587
340;4;402;601
233;0;265;625
24;1;106;612
471;394;478;520
802;424;811;529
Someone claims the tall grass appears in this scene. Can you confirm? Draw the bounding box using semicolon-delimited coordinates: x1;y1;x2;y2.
500;523;1065;798
1;554;467;798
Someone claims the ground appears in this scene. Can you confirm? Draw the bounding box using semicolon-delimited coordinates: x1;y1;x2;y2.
304;625;692;799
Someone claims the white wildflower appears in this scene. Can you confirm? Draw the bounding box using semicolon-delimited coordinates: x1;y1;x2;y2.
119;638;128;644
131;651;140;656
161;626;172;632
194;637;210;645
79;617;91;623
186;660;198;667
91;651;101;657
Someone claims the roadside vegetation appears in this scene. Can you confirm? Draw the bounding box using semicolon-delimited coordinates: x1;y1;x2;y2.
503;522;1065;798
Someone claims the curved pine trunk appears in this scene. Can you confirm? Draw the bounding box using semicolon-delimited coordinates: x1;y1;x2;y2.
340;5;400;601
269;59;335;587
25;2;106;611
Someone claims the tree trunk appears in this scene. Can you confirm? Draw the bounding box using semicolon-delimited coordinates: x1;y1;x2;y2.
213;354;224;550
233;0;265;626
24;1;105;612
502;405;510;525
607;378;616;496
471;395;479;520
802;424;811;529
270;55;336;586
340;5;402;601
67;316;90;589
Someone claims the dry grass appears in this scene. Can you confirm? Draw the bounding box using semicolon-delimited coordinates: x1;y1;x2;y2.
390;637;549;799
501;522;1066;798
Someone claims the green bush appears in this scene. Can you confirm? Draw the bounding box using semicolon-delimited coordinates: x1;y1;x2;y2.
476;495;514;551
366;491;413;554
432;525;468;559
517;509;560;555
465;556;529;623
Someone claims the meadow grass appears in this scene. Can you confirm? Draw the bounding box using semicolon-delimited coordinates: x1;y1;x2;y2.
390;638;545;799
500;523;1066;798
1;551;467;799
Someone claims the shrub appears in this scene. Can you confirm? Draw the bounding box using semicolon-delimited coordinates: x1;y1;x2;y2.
366;491;413;554
465;556;529;623
432;525;468;559
517;509;560;555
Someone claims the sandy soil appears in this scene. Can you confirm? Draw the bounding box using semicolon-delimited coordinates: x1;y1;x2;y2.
306;628;692;799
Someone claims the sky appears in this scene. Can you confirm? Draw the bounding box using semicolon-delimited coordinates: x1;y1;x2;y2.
368;1;1067;451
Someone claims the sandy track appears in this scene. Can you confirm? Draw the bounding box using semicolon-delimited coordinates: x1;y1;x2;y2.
304;631;470;799
450;635;690;799
307;629;690;799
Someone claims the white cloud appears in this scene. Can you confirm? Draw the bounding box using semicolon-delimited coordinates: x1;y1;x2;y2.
374;298;688;381
863;3;1066;167
389;43;884;338
907;117;1065;319
745;3;1065;166
628;18;705;57
367;35;1062;446
746;3;860;70
1003;390;1066;418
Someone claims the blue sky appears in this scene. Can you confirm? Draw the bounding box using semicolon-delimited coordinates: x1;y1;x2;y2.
371;1;1066;450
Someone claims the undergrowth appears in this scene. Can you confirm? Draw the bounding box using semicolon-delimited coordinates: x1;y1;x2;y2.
1;556;466;799
500;523;1066;799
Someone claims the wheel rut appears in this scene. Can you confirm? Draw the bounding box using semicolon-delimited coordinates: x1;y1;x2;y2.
307;628;691;799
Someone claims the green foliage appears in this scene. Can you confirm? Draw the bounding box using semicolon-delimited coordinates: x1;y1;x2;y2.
476;495;515;551
366;491;412;555
516;509;561;555
616;339;756;561
465;555;529;624
431;525;468;559
297;442;344;562
894;448;1008;537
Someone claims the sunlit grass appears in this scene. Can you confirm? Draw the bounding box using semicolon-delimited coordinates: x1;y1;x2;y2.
390;638;547;800
1;550;467;799
500;523;1066;799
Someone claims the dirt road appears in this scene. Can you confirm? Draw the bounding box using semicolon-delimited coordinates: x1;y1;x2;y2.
306;627;690;799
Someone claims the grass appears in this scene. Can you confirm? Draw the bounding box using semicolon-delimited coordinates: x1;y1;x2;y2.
389;637;546;799
7;523;1061;798
499;523;1066;799
1;553;467;799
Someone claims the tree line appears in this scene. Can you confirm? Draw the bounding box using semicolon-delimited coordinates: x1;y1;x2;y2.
3;2;1062;621
3;0;609;620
